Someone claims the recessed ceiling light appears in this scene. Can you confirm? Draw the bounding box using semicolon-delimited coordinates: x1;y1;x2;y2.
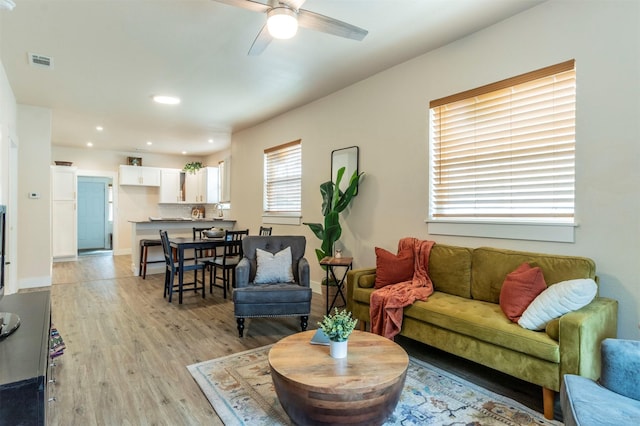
146;141;152;146
96;125;103;131
87;142;93;147
182;151;187;155
208;139;214;144
153;95;181;105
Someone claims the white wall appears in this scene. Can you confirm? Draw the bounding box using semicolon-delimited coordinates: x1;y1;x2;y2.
228;1;640;339
0;59;18;293
16;105;52;288
0;63;14;204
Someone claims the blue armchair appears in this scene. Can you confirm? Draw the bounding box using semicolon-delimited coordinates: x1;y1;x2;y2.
561;338;640;425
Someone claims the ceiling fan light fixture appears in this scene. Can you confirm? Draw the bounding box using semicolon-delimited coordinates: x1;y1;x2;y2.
152;95;181;105
267;7;298;40
0;0;16;11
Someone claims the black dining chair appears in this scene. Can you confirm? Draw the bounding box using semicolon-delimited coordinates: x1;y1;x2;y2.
159;230;206;304
259;226;272;236
192;227;220;291
206;229;249;298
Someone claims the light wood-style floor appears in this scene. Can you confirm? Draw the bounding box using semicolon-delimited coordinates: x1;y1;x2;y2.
47;253;550;425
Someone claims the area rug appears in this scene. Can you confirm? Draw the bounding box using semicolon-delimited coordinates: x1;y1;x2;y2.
187;345;562;426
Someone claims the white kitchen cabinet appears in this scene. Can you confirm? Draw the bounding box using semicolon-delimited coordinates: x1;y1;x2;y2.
185;167;219;204
119;165;161;187
51;166;77;259
159;169;183;203
184;171;200;203
52;165;76;200
52;201;77;258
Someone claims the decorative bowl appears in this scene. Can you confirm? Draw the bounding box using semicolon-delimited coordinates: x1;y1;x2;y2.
204;229;224;238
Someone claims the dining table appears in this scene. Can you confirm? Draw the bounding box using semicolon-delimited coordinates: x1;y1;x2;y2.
168;236;227;302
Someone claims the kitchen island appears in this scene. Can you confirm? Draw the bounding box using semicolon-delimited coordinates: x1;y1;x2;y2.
128;218;236;276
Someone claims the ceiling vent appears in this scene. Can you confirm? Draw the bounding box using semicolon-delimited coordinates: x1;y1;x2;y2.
28;53;53;69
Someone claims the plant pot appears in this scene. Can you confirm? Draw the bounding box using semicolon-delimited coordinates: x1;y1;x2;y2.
329;340;348;359
321;280;345;309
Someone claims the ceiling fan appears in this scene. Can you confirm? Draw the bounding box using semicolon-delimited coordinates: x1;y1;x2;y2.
212;0;368;55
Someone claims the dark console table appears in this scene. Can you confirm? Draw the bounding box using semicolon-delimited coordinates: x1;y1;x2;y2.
0;290;51;425
320;256;353;315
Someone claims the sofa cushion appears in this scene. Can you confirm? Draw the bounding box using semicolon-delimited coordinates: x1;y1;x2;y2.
374;246;414;289
358;273;376;289
471;247;597;303
545;318;560;341
403;292;560;363
428;244;472;298
519;278;598;330
499;262;547;322
353;284;375;305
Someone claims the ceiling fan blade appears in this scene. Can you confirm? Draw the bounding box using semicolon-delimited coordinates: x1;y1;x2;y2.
248;24;273;56
297;9;368;41
211;0;270;13
280;0;307;10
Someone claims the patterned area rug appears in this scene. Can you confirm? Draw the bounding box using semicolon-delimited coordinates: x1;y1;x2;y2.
187;345;562;426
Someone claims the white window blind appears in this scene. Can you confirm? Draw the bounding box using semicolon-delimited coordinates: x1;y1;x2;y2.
264;140;301;214
429;60;576;223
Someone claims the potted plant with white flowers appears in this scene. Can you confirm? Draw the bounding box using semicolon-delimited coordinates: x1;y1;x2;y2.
318;308;358;358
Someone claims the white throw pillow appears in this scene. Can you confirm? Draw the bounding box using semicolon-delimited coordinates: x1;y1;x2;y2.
254;246;294;284
518;278;597;330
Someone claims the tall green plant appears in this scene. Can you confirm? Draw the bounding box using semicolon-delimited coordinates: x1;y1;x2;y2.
304;166;363;263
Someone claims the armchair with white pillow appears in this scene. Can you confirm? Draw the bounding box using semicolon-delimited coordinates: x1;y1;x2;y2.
233;236;312;337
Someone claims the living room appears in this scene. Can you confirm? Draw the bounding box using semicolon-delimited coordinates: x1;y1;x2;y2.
0;0;638;424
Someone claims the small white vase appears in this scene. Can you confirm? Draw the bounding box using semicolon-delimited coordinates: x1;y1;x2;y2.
329;340;348;359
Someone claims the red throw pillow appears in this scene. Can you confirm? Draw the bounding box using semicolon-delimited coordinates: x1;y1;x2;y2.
374;246;414;289
500;262;547;322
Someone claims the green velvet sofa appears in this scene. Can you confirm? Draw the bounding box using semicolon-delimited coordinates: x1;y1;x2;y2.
346;245;618;419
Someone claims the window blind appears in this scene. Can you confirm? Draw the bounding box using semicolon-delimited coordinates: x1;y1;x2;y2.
264;140;301;214
429;60;576;222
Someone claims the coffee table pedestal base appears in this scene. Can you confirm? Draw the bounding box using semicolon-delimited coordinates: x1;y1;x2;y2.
272;368;406;426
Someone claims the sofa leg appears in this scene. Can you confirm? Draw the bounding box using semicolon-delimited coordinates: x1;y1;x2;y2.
542;387;554;420
300;316;308;331
237;318;245;337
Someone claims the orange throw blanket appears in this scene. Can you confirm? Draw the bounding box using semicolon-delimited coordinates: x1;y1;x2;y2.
370;238;435;340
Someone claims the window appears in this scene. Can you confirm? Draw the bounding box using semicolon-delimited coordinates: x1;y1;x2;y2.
263;140;301;223
428;60;576;240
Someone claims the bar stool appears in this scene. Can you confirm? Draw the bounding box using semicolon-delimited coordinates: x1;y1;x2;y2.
139;239;163;279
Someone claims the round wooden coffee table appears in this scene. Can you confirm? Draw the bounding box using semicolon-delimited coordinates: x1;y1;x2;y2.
268;330;408;426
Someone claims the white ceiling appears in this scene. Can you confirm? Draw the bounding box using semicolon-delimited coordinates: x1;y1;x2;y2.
0;0;543;156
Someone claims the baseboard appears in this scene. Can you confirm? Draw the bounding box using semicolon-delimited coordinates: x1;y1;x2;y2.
19;276;52;290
